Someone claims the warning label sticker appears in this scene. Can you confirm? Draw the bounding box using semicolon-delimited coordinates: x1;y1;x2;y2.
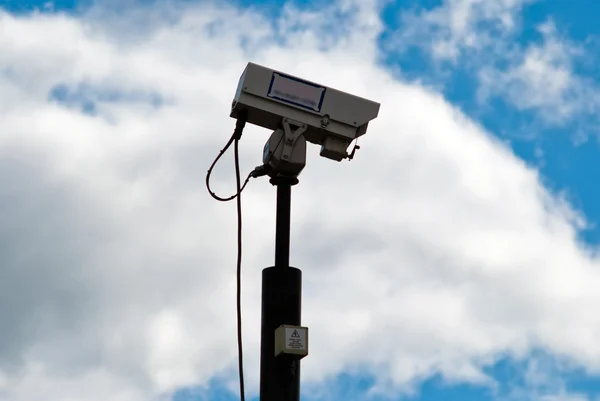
285;327;307;351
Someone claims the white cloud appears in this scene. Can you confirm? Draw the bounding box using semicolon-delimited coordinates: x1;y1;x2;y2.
391;1;600;133
394;0;534;62
1;1;600;401
499;354;592;401
478;20;600;130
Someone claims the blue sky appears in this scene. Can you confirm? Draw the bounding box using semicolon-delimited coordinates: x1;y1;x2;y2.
2;0;600;401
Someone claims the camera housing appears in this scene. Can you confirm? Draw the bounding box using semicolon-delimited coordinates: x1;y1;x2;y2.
231;62;380;161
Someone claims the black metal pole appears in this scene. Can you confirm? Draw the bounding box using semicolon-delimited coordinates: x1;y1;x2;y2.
260;176;302;401
274;181;292;267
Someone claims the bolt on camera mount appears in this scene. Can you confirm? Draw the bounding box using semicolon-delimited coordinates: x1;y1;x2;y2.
229;62;380;401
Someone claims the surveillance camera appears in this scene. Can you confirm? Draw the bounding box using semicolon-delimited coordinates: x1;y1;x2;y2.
230;62;380;162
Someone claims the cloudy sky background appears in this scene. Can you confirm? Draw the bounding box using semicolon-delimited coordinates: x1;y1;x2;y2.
2;0;600;400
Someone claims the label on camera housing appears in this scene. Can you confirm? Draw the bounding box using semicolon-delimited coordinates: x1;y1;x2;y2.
267;72;326;112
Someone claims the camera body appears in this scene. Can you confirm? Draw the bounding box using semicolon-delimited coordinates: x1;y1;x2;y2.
231;62;380;161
